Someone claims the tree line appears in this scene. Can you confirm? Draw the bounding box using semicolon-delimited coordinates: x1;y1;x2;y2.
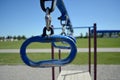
0;35;26;41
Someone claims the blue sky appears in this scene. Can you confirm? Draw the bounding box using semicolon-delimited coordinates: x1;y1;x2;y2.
0;0;120;37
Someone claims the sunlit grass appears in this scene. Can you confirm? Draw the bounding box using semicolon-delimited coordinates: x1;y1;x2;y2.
0;38;120;49
0;52;120;65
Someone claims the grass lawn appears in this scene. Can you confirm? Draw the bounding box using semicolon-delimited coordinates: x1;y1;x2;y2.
0;52;120;65
0;38;120;49
0;38;119;65
76;38;120;48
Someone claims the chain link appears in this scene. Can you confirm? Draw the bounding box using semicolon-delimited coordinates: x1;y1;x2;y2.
60;15;68;35
40;0;56;36
40;0;56;13
61;25;66;36
45;7;51;31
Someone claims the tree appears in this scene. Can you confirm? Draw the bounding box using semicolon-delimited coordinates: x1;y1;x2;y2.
6;36;12;39
0;36;5;41
17;35;26;40
17;35;21;40
13;36;17;39
80;33;83;38
21;35;26;40
84;32;88;38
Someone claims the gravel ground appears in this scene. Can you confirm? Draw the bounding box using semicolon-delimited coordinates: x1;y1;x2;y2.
0;65;120;80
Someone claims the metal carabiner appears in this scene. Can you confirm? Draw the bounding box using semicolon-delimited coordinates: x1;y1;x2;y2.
40;0;56;13
42;26;54;37
20;35;77;68
52;36;76;49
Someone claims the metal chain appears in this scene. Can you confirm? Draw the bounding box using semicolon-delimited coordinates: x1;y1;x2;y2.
40;0;56;36
61;25;66;35
40;0;56;30
60;15;68;35
45;7;51;31
42;8;54;37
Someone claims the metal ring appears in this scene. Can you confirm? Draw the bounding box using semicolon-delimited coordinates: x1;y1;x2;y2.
61;32;66;36
20;35;77;68
40;0;56;13
42;27;54;37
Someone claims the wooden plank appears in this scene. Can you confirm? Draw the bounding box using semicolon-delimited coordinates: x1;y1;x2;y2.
57;70;91;80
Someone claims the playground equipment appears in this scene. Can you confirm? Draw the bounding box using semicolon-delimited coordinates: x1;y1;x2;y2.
52;36;76;49
20;0;97;80
20;35;77;67
20;0;77;67
55;24;97;80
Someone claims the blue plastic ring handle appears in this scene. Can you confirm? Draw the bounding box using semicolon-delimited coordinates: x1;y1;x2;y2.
20;35;77;68
52;36;76;49
68;36;76;43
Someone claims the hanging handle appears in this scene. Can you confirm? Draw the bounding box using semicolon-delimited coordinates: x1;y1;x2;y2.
20;35;77;68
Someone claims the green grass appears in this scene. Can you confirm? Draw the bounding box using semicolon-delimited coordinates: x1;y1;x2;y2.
0;52;120;65
76;38;120;48
0;53;23;65
97;52;120;64
0;40;24;49
0;38;120;49
96;38;120;48
0;40;52;49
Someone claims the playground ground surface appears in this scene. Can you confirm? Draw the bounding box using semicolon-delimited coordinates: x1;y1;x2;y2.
0;65;119;80
0;48;120;80
0;38;120;80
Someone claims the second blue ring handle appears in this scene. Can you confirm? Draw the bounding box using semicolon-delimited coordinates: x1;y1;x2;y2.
20;35;77;68
52;36;76;49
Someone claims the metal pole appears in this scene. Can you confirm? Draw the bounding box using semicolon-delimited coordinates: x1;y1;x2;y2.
93;23;97;80
51;44;55;80
88;27;91;74
58;49;61;73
